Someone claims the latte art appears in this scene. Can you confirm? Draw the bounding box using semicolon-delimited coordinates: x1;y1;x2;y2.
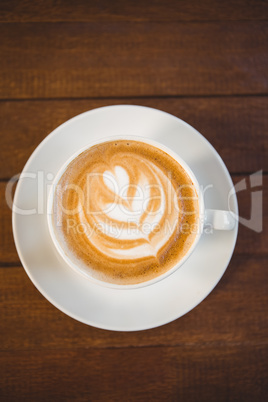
53;140;199;285
78;155;179;261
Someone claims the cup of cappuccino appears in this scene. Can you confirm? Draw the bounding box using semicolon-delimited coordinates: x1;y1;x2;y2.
47;136;235;289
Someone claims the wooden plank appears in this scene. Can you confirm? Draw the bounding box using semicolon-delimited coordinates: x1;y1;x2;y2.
232;174;267;255
1;173;267;264
0;97;267;179
0;345;266;401
0;0;267;22
0;22;267;99
0;255;267;350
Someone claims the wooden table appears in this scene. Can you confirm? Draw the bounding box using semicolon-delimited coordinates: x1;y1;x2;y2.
0;1;267;400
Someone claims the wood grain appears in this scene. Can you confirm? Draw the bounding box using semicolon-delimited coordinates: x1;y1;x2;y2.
0;22;267;99
0;345;267;401
0;97;267;179
0;255;267;351
1;0;268;22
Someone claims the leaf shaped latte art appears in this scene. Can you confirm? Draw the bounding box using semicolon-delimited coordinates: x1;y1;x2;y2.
78;153;179;262
53;140;198;285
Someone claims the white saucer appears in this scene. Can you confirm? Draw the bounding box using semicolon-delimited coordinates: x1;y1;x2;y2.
12;105;238;331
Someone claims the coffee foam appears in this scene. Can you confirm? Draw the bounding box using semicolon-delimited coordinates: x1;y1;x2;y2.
53;140;199;285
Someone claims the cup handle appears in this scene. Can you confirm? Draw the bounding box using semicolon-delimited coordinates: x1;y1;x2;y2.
204;209;236;231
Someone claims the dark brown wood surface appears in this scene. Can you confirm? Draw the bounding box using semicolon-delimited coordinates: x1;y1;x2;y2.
1;21;267;98
0;1;267;401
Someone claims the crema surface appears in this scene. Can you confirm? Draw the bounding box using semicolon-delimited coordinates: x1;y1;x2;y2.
53;140;199;284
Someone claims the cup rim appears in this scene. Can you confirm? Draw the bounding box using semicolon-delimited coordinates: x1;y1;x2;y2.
47;135;204;290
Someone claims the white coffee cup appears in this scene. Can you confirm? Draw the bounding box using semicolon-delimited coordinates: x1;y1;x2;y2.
47;136;235;289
